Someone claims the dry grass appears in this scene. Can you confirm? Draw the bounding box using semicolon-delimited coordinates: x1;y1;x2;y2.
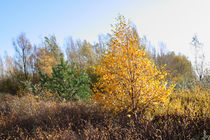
0;88;209;140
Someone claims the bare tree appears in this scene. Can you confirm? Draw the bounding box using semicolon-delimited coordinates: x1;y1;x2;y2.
191;34;205;81
0;56;4;79
13;33;32;80
65;35;108;70
65;37;79;65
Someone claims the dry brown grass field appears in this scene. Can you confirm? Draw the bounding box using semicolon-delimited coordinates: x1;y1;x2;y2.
0;87;209;140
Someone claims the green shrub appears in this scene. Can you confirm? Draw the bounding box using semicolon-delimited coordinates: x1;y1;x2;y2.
0;76;20;95
40;58;91;101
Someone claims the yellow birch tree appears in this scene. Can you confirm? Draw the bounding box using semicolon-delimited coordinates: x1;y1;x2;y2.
92;16;174;115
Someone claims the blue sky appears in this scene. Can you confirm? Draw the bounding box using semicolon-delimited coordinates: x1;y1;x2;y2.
0;0;209;66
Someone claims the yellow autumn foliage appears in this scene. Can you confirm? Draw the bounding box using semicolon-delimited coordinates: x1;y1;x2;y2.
92;16;174;114
35;47;58;76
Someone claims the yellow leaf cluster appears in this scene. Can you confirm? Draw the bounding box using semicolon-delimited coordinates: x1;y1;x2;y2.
35;48;58;76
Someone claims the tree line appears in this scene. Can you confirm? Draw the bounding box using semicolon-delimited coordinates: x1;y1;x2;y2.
0;16;209;97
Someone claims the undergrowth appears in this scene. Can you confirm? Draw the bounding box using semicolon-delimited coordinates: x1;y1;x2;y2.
0;88;209;140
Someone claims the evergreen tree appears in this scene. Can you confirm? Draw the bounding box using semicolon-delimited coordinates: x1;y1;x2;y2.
40;58;91;101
